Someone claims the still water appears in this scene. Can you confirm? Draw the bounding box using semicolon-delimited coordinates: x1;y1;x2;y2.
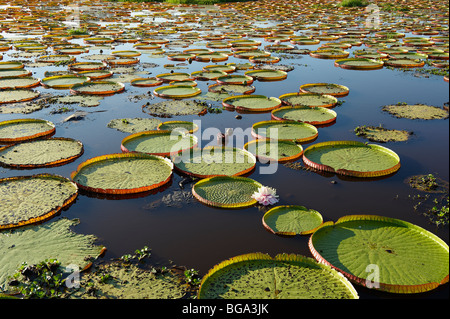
0;5;448;299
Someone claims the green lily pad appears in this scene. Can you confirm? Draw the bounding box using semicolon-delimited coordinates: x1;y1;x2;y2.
70;153;173;195
262;205;323;236
0;174;78;230
0;137;83;168
0;77;40;90
279;93;338;108
271;106;337;126
173;147;256;178
198;253;359;299
252;120;318;143
0;218;104;291
222;95;282;112
0;118;55;143
192;176;262;209
121;130;197;157
244;139;303;163
0;89;40;104
157;121;198;134
302;140;401;177
309;215;449;293
69;262;186;299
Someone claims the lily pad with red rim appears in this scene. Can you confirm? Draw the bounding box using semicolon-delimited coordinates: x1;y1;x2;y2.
192;175;262;209
262;205;323;236
302;140;401;178
121;130;197;157
70;153;174;195
0;174;78;230
309;215;449;293
252;120;318;143
198;253;358;299
172;146;256;178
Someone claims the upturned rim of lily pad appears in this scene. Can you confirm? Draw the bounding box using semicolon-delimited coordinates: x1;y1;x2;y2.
308;214;449;294
0;118;55;143
0;137;84;169
70;152;174;195
302;140;401;178
0;173;78;230
192;175;262;209
262;205;323;236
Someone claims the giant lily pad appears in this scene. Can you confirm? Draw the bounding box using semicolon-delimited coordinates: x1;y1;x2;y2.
0;77;41;90
0;218;104;290
70;153;173;195
0;89;40;104
279;93;338;108
244;139;303;163
41;75;90;89
192;176;262;209
142;100;207;117
222;95;282;112
302;141;401;177
262;205;323;236
0;174;78;230
172;147;256;178
0;137;83;168
69;262;186;299
244;69;287;81
299;83;349;97
271;106;337;126
335;58;384;70
154;85;201;99
252;120;318;143
0;118;55;143
309;215;449;293
70;81;125;95
121;130;197;157
198;253;359;299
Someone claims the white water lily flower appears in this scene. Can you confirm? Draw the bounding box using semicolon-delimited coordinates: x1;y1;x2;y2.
251;186;279;206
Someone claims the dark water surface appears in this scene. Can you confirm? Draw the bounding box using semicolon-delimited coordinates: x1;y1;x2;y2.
0;10;448;299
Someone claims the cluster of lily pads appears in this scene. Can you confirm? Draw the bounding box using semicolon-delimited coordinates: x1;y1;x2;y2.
0;0;449;299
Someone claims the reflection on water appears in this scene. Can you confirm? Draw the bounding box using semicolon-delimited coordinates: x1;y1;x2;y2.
0;4;448;299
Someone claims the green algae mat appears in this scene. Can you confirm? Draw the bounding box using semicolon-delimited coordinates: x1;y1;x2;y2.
0;174;78;230
198;253;359;299
279;93;338;108
71;153;173;195
271;106;337;126
309;215;449;293
222;95;282;112
173;147;256;178
302;141;401;178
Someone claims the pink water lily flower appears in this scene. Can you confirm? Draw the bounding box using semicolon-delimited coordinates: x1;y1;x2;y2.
251;186;279;206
